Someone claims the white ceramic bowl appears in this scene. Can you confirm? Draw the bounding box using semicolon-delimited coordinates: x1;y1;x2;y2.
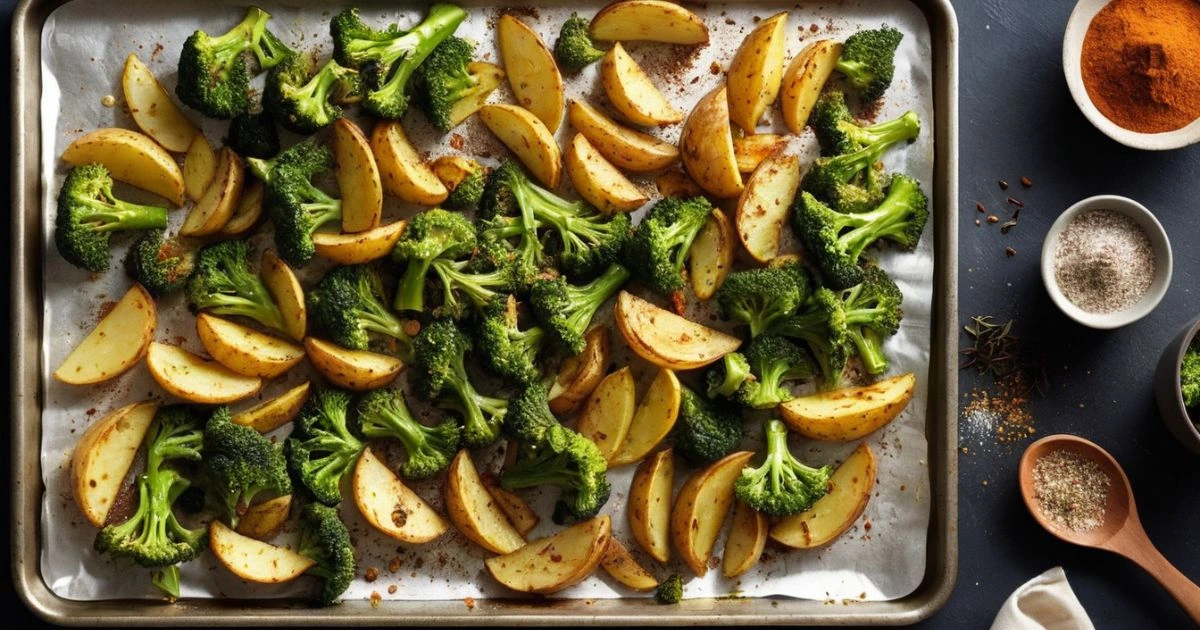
1063;0;1200;150
1040;195;1172;329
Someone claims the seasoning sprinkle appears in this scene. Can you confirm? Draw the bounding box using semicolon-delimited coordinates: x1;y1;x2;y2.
1006;246;1017;257
1032;449;1110;532
976;202;986;213
999;180;1009;190
1053;209;1155;314
1007;197;1024;208
987;215;999;223
1020;176;1033;188
1000;220;1018;234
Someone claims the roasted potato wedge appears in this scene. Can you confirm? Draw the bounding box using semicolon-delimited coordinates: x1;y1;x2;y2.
235;495;293;541
371;120;448;206
497;14;564;132
479;103;563;189
145;341;263;404
210;520;314;584
600;43;684;127
722;500;768;578
670;451;754;577
568;101;679;172
600;538;658;591
576;367;637;462
231;381;311;433
304;337;404;391
771;443;876;549
430;156;480;199
182;132;217;203
195;313;305;379
736;150;801;264
54;284;156;385
780;372;916;441
566;134;648;214
679;87;743;198
62;127;185;205
313;220;407;265
548;325;610;415
781;40;844;134
354;447;448;544
610;368;681;466
615;291;742;369
71;401;158;527
220;179;265;237
590;0;709;45
333;118;383;233
627;448;673;563
121;53;197;152
654;170;705;199
689;207;736;300
481;473;540;537
445;450;526;554
181;147;244;237
484;516;611;595
261;249;306;342
727;12;789;133
733;134;788;174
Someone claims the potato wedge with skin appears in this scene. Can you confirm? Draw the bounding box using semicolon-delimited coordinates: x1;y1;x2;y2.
566;134;647;214
370;120;448;206
122;54;197;153
235;495;293;541
485;516;611;595
780;372;916;441
313;220;407;265
680;87;743;198
600;538;658;591
145;342;263;404
196;313;305;379
479;104;563;189
615;292;742;370
481;473;540;537
54;284;156;385
568;101;679;172
71;401;158;527
654;170;705;199
183;133;217;203
670;451;754;577
689;208;736;300
727;12;789;133
781;40;844;135
333;118;383;233
771;443;876;549
723;500;768;578
445;451;526;554
590;0;709;45
181;147;244;237
220;179;264;237
354;447;448;544
210;520;314;583
734;134;788;174
62;127;185;206
232;381;311;433
610;368;681;466
430;156;480;197
548;325;610;415
736;151;801;264
304;337;404;391
627;448;673;563
497;15;564;133
261;249;306;341
601;43;684;127
576;367;637;462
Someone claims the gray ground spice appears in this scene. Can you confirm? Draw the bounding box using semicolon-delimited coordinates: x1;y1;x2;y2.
1032;449;1111;532
1053;210;1155;314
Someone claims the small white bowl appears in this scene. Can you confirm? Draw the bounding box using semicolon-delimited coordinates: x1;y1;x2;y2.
1063;0;1200;150
1040;195;1172;329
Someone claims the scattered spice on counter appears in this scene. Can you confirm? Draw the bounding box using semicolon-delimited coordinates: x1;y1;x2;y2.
998;180;1009;190
1007;197;1024;208
1032;449;1111;532
961;316;1020;377
976;202;986;213
1006;247;1017;257
986;214;999;223
1020;176;1033;188
1053;209;1155;314
962;369;1038;445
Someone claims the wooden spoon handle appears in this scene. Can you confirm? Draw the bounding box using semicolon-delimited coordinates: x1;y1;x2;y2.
1124;539;1200;623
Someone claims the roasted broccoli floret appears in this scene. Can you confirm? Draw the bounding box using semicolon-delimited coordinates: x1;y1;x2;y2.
415;36;500;131
802;107;919;214
501;423;611;524
655;573;683;605
357;388;459;479
245;138;331;184
554;13;605;71
411;319;507;448
531;263;630;354
307;264;413;358
674;386;743;467
835;25;903;103
391;208;477;313
176;7;292;118
714;262;810;337
186;240;287;335
429;255;526;319
203;406;292;527
503;384;561;444
226;112;281;159
738;335;814;409
734;419;832;517
439;157;487;210
478;295;545;386
331;4;468;119
705;352;752;399
1183;342;1200;409
624;196;713;295
286;389;365;506
55;164;169;273
769;287;851;387
263;144;342;267
125;230;198;297
812;90;919;158
151;565;182;601
264;53;361;134
297;503;357;606
841;265;903;375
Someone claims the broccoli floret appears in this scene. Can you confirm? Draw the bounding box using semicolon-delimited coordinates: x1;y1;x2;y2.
151;565;182;601
263;146;342;267
624;196;713;296
503;384;561;444
501;423;611;524
769;288;851;387
841;265;903;375
554;13;605;71
714;262;810;338
415;36;500;132
245;138;331;184
331;5;468;119
391;208;477;313
793;176;928;290
1183;343;1200;408
226;112;281;159
734;419;832;517
835;25;903;103
478;295;545;386
54;164;169;273
285;389;365;506
429;255;526;319
674;386;743;467
186;240;288;335
531;263;630;354
802;109;919;214
264;53;361;134
357;388;460;479
705;352;752;399
812;91;919;158
412;319;507;448
655;573;683;605
297;503;357;606
203;406;292;527
176;7;292;119
307;264;414;358
439;157;487;210
738;335;814;409
124;230;198;297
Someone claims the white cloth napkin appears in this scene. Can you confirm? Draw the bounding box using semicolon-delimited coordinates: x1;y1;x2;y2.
990;567;1095;630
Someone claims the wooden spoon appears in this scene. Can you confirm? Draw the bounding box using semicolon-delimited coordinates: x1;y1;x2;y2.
1018;434;1200;623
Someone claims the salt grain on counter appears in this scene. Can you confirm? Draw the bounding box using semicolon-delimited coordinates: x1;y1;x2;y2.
1053;209;1154;314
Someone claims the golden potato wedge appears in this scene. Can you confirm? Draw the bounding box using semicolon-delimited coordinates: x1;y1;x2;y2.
781;40;844;135
497;14;564;133
210;520;314;584
481;473;540;537
313;220;407;265
689;207;736;300
235;495;293;541
576;367;637;462
600;43;683;127
445;450;526;554
181;147;244;237
771;443;876;549
195;313;305;379
333;118;383;233
430;156;481;200
568;101;679;172
354;447;448;544
733;134;788;174
680;87;743;198
615;291;742;370
484;515;611;595
220;179;265;237
566;134;648;214
610;368;681;466
54;284;156;385
445;62;505;129
145;341;263;404
183;132;217;203
548;325;610;415
261;249;306;341
727;12;789;133
232;381;311;433
654;170;705;199
722;500;768;578
670;451;754;577
71;401;158;527
304;337;404;391
62;127;185;205
590;0;709;45
600;538;658;591
780;372;916;441
479;104;562;189
627;448;673;563
736;150;801;264
122;53;197;152
370;120;448;206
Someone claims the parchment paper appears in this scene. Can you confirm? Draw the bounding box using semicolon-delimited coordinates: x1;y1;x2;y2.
39;0;936;605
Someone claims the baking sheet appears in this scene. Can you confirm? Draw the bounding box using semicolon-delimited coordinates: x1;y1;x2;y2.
38;0;936;605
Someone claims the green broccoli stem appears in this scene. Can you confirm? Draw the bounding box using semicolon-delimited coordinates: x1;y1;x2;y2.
747;362;791;408
210;8;271;73
838;187;918;258
356;299;407;340
848;328;888;375
351;5;466;83
835;58;871;90
246;157;275;183
395;258;433;312
757;420;822;495
204;293;287;333
360;404;429;454
151;565;181;601
432;259;509;308
79;195;168;232
846;111;919;147
290;60;352;118
663;216;706;271
253;26;292;69
563;264;630;334
500;451;578;490
710;354;750;398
